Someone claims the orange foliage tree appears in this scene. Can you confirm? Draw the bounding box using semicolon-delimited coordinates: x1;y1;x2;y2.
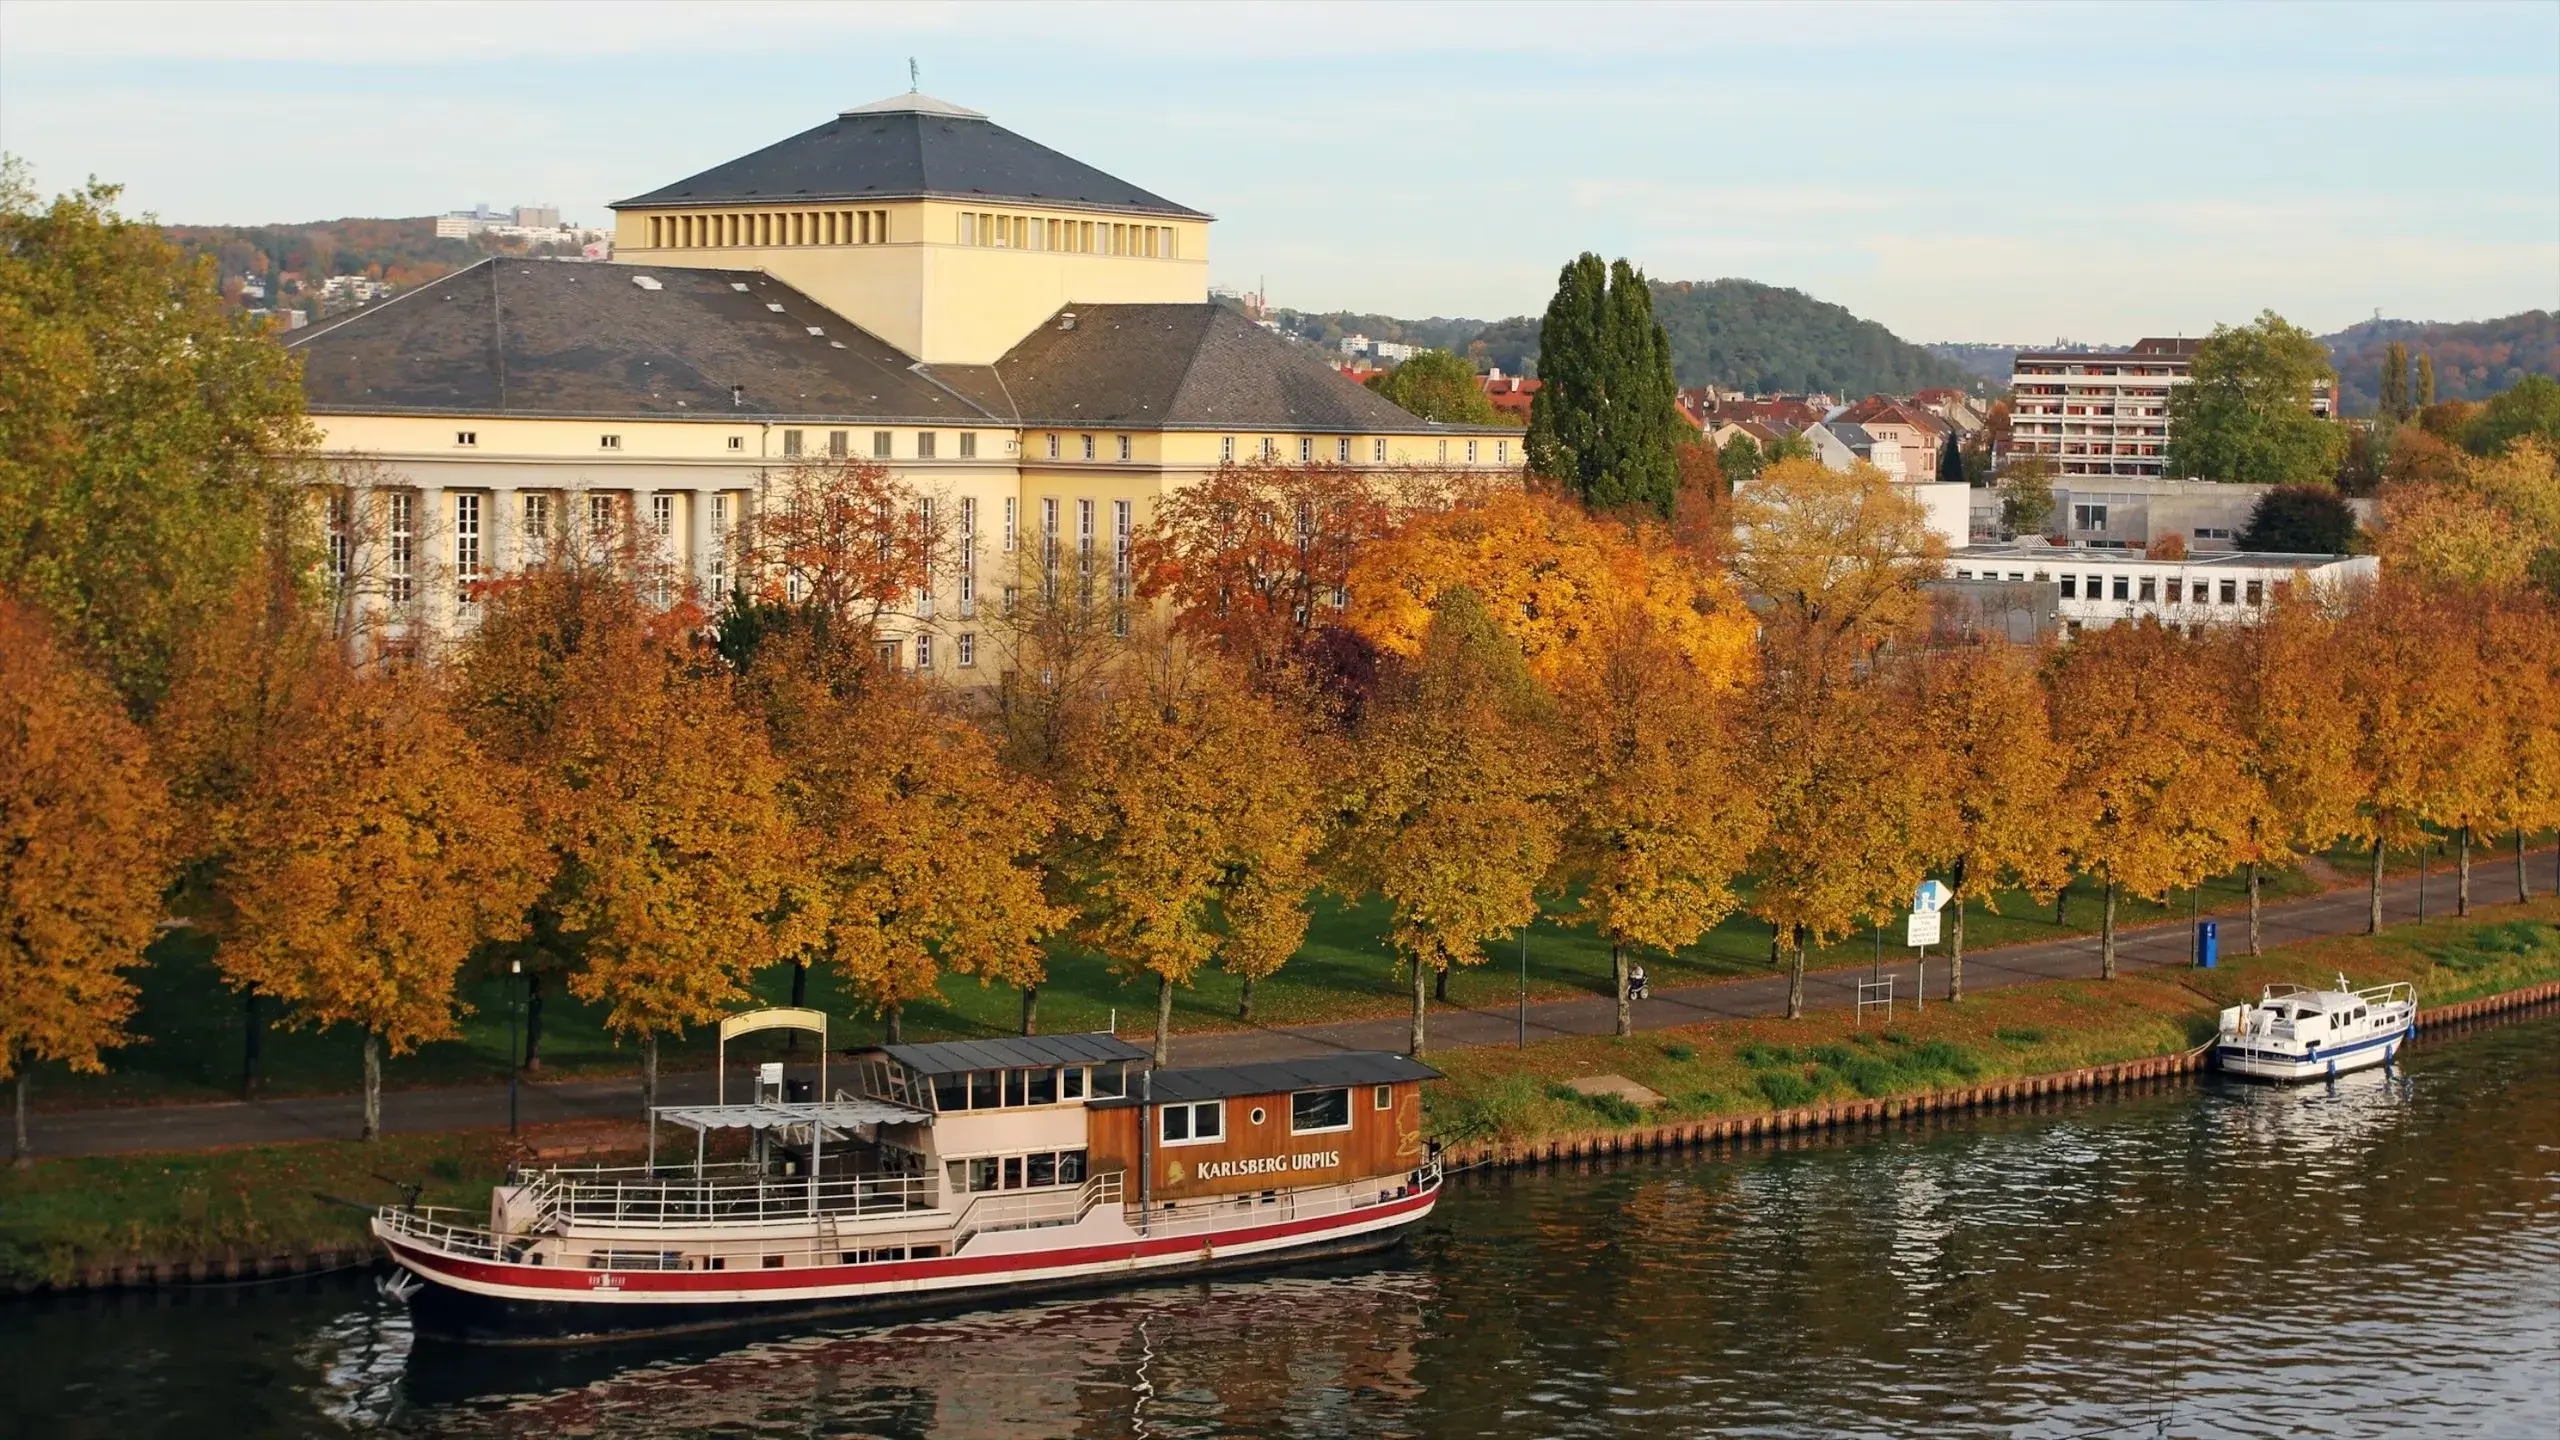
2217;592;2363;953
0;597;172;1163
1729;457;1947;682
2339;583;2479;932
1344;488;1756;690
1561;608;1762;1034
2045;622;2257;977
2478;595;2560;899
731;455;942;634
456;559;802;1117
1899;642;2069;1000
215;662;542;1139
1130;459;1399;682
1337;589;1567;1055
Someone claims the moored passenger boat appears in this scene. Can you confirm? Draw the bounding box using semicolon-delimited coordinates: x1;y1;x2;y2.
2215;976;2417;1082
373;1009;1443;1343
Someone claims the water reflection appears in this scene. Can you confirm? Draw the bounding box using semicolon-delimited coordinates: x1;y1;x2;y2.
8;1015;2555;1439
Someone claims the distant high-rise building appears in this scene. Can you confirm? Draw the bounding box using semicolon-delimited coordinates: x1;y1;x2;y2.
2009;338;2334;480
514;204;561;230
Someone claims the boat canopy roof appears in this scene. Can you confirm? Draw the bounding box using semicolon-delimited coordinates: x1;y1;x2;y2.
1095;1052;1440;1107
651;1099;929;1132
858;1033;1148;1077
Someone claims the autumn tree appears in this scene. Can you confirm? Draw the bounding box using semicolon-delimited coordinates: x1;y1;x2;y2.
2340;583;2476;933
1997;455;2058;538
456;557;801;1114
2466;375;2560;458
1899;642;2069;1000
1050;632;1325;1062
2478;596;2560;900
0;166;313;713
1337;589;1566;1055
2046;622;2256;977
1344;489;1756;692
2217;593;2362;953
1730;456;1947;681
736;624;1063;1040
1562;608;1762;1033
215;662;541;1140
0;597;172;1164
2377;437;2560;598
724;454;942;647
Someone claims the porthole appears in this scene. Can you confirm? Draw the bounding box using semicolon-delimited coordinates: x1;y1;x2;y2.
1249;1107;1267;1125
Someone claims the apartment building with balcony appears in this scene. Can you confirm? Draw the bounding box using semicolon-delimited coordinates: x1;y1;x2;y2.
2009;338;2336;480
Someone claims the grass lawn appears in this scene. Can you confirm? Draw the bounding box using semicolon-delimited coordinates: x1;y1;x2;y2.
31;831;2543;1109
1422;896;2560;1149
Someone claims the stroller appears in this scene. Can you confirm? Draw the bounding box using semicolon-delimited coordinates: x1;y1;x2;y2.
1626;965;1652;1002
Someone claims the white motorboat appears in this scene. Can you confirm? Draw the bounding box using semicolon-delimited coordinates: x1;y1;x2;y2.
2215;975;2417;1082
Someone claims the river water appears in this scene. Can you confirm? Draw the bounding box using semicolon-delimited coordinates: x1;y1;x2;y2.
10;1013;2557;1439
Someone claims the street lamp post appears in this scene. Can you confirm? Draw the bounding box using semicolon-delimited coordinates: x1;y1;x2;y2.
508;959;522;1138
1516;928;1528;1050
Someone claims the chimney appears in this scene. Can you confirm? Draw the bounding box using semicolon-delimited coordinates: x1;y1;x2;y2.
1059;311;1077;332
730;384;745;407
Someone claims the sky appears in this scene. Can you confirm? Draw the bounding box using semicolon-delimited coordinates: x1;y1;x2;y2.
4;0;2555;344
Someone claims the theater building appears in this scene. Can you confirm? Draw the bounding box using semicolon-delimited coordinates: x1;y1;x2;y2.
287;93;1515;668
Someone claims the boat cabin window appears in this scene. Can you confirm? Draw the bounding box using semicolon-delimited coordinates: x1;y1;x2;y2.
1028;1068;1058;1105
945;1148;1087;1193
1091;1062;1127;1098
1374;1085;1393;1111
925;1065;1097;1111
971;1071;1001;1108
1161;1100;1224;1146
1063;1067;1086;1100
1003;1070;1026;1106
1291;1087;1352;1135
933;1072;967;1111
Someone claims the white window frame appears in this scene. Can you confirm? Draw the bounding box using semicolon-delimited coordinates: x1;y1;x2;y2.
1289;1087;1353;1136
454;491;482;586
1158;1099;1225;1147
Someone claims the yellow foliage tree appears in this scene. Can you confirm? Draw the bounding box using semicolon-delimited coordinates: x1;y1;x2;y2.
215;663;541;1140
1338;588;1567;1055
2046;622;2257;977
1561;608;1762;1034
1343;489;1756;691
2377;437;2560;595
2340;583;2481;932
1899;642;2069;1000
0;597;171;1164
456;560;801;1117
2217;591;2363;953
1730;457;1948;680
2479;596;2560;900
1054;632;1326;1062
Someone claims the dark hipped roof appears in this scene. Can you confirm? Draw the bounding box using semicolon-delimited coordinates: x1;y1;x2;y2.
289;259;1000;424
612;95;1206;219
1093;1052;1440;1106
863;1033;1147;1077
958;304;1504;435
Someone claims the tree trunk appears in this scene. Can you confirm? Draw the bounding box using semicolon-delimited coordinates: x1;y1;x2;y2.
2457;827;2472;916
1434;966;1450;1004
2369;840;2385;935
885;1003;903;1045
2521;830;2534;902
1020;984;1039;1037
641;1034;659;1121
242;987;264;1099
1612;939;1631;1036
1949;895;1966;1003
12;1064;29;1169
1409;961;1429;1058
2054;881;2070;926
523;971;546;1072
1153;974;1173;1066
2247;862;2263;956
788;961;808;1050
1237;974;1255;1022
361;1032;382;1142
1786;927;1806;1019
2101;882;2119;980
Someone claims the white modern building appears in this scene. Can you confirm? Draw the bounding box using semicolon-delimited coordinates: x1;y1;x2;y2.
2009;338;2336;481
1947;543;2377;633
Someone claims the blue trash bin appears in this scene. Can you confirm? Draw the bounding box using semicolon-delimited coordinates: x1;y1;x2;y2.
2196;920;2219;969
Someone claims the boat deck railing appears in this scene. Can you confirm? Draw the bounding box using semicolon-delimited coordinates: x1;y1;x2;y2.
521;1166;941;1228
377;1205;505;1257
951;1171;1124;1251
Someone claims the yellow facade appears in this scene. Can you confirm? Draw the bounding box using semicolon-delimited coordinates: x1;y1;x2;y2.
615;198;1209;365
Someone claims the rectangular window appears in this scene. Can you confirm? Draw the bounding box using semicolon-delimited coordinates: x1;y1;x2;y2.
709;494;730;592
453;492;482;594
2246;579;2265;605
830;430;850;459
600;434;621;451
1081;434;1095;461
651;493;673;537
915;633;933;671
1467;440;1479;464
1337;437;1351;463
1112;498;1132;634
1221;436;1236;463
2220;579;2238;604
873;431;892;459
2086;574;2103;596
1004;496;1018;552
1160;1100;1224;1146
1497;440;1509;465
1027;1068;1057;1105
456;430;477;447
2060;576;2077;599
1060;1148;1087;1184
1090;1062;1125;1098
957;632;976;667
1374;439;1387;463
326;490;351;587
1290;1087;1351;1134
932;1072;967;1112
387;490;414;603
1027;1152;1057;1188
1262;437;1277;460
2111;575;2130;602
969;1156;999;1192
784;429;804;458
1437;440;1449;462
1117;434;1131;462
969;1070;1000;1109
960;432;977;459
917;432;937;459
1047;433;1060;460
1299;437;1314;463
728;435;745;451
1373;1084;1393;1111
2137;576;2156;602
877;638;902;669
1062;1066;1084;1100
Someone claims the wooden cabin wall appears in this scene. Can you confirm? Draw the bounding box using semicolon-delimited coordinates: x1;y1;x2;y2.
1087;1082;1427;1202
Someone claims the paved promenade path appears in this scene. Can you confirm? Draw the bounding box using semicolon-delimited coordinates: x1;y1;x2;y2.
28;850;2557;1159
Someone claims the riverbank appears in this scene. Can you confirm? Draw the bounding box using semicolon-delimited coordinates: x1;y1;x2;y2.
6;901;2555;1295
1424;898;2560;1163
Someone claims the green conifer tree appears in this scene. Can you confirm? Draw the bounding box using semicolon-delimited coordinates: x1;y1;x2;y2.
2415;352;2436;408
1527;253;1682;514
2380;341;2409;421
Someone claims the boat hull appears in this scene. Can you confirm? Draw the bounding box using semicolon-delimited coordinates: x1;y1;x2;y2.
385;1188;1437;1345
2214;1026;2413;1083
